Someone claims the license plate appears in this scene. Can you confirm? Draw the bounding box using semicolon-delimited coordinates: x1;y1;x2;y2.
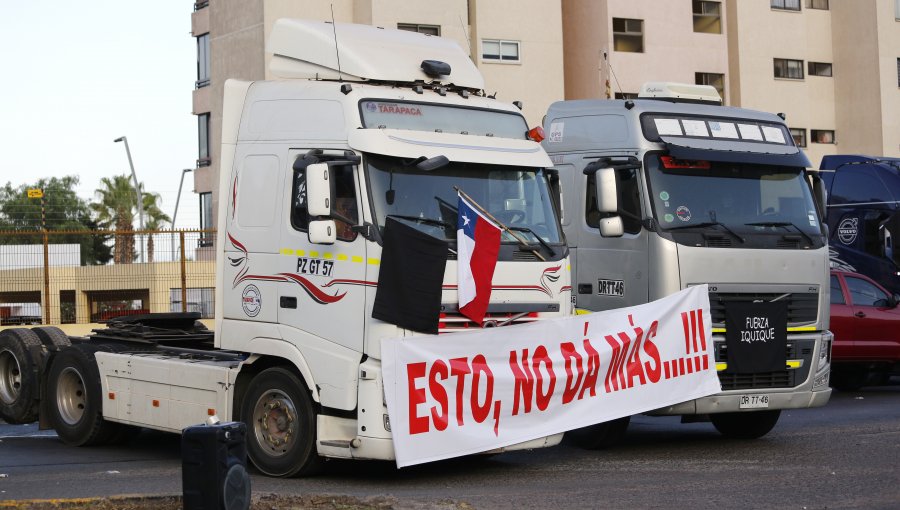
739;394;769;409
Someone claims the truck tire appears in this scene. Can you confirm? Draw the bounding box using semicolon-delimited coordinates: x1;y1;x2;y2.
32;327;72;351
241;367;322;477
711;410;781;439
46;344;123;446
565;416;630;450
0;328;43;424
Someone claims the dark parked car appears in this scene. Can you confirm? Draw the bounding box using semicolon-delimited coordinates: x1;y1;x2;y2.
829;269;900;389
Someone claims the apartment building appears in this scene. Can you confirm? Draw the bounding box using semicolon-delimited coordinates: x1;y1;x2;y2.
189;0;900;229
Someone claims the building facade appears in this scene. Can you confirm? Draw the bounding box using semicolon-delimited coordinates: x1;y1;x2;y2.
190;0;900;228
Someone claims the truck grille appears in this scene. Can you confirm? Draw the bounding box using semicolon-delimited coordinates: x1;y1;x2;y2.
708;291;818;326
438;311;541;333
714;339;814;390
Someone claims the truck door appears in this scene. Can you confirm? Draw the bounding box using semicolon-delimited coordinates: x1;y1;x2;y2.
278;149;367;354
576;163;650;311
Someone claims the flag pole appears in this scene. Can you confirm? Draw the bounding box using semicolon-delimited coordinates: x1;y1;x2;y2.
454;186;546;261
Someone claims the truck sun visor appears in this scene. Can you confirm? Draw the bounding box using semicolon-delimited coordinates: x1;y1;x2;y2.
661;137;812;168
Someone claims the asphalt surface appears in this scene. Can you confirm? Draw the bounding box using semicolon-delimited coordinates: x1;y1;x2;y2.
1;380;898;509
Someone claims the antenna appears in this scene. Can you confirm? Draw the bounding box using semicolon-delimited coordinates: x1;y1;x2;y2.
458;14;472;56
330;4;343;81
602;50;624;99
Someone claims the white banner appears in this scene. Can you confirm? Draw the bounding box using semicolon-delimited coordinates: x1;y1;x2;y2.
382;285;721;467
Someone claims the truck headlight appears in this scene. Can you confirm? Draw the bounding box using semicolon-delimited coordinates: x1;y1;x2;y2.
817;331;832;371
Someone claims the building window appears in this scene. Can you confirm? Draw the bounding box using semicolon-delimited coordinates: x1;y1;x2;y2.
614;92;639;100
774;58;804;79
397;23;440;36
896;0;900;19
806;0;828;9
196;33;210;88
789;128;807;147
771;0;801;11
482;39;520;62
693;1;722;34
897;58;899;86
613;18;644;53
198;113;210;167
200;192;213;230
695;72;725;102
811;129;835;144
808;62;833;77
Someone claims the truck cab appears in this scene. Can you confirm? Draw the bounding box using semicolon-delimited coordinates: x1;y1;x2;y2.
820;155;900;294
543;82;832;441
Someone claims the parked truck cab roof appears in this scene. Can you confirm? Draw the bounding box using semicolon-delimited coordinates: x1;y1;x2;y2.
544;99;810;168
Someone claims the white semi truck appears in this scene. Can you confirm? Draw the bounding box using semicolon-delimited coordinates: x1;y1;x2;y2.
542;83;832;445
0;20;571;477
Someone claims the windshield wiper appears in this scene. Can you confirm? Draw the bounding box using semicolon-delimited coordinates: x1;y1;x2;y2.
387;214;454;230
665;221;745;243
744;221;816;246
508;226;557;256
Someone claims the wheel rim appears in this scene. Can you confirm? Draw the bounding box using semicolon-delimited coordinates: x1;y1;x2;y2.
0;349;23;405
251;389;298;458
56;367;87;425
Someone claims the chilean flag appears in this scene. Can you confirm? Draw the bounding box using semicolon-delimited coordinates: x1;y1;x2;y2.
457;193;501;324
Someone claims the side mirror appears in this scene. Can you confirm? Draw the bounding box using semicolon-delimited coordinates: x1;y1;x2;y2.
891;293;900;309
599;216;624;238
595;167;618;214
306;163;333;217
308;219;336;245
808;172;828;223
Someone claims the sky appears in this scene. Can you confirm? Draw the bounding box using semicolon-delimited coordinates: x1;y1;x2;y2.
0;2;200;228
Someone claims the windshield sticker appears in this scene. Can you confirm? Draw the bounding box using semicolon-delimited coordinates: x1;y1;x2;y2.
655;118;683;136
761;126;786;144
549;122;564;142
682;120;709;137
838;217;858;245
675;206;692;222
664;213;675;223
738;124;764;141
808;213;818;227
709;121;739;139
659;191;670;201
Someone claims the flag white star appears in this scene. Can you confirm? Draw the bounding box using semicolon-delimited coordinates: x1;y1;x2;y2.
461;214;470;227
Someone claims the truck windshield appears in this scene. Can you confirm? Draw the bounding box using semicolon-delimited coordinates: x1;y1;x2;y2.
645;155;823;242
365;154;563;245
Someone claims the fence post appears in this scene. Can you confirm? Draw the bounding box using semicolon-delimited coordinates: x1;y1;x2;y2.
43;231;50;324
180;231;187;313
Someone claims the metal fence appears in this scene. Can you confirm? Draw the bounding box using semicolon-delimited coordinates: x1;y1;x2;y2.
0;229;216;325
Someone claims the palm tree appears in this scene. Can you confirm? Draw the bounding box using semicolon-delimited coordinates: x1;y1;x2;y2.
142;192;170;263
91;175;170;264
92;175;137;264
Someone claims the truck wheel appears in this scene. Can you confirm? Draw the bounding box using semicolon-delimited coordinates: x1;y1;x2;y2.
711;410;780;439
830;366;867;391
0;328;42;424
241;367;322;477
32;327;72;351
46;344;122;446
566;416;630;450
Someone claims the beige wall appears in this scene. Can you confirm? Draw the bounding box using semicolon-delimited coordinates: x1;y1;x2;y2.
471;0;565;125
603;0;729;100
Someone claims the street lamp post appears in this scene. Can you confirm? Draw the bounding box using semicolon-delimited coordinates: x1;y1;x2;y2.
171;168;193;262
114;136;146;263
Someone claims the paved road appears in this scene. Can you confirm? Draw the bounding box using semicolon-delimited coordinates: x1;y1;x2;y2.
1;381;898;509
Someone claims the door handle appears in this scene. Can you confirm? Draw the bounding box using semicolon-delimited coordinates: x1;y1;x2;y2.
280;296;297;309
854;311;866;318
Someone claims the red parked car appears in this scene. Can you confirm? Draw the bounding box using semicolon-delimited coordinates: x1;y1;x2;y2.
829;270;900;390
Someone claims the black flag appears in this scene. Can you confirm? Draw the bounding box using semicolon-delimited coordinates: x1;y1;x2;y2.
724;301;788;374
372;217;448;334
